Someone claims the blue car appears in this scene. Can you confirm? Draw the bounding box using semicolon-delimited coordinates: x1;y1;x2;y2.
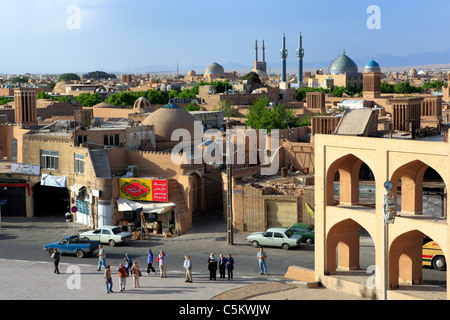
44;235;100;258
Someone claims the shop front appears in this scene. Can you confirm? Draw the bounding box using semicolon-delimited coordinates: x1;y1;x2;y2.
117;178;176;234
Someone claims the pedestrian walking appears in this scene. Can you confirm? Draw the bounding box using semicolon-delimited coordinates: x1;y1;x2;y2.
123;253;133;276
118;263;127;292
105;265;113;293
207;253;218;280
257;248;268;275
157;250;167;278
226;253;234;280
131;261;140;288
183;255;193;283
146;249;156;275
51;248;61;274
218;254;227;279
97;245;107;271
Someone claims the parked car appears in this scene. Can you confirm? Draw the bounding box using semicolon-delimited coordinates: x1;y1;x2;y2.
79;225;132;247
288;223;315;244
246;227;302;250
43;235;100;258
423;237;446;271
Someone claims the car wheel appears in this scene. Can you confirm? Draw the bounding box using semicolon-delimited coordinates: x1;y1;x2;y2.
251;240;259;248
282;243;290;250
76;249;85;258
108;239;116;247
305;238;314;245
432;256;446;271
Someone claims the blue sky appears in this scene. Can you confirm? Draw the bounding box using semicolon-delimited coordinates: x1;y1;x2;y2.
0;0;449;74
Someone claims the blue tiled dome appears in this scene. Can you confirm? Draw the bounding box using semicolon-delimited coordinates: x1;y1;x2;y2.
330;51;358;75
364;60;381;73
205;62;224;74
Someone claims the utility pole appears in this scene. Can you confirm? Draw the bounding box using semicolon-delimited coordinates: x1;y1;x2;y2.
226;118;234;245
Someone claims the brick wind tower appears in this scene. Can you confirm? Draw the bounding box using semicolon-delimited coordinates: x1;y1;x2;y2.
280;33;288;82
296;32;304;88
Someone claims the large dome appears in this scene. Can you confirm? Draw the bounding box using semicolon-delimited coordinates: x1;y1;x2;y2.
364;59;381;73
330;51;358;75
252;68;269;82
142;103;198;142
205;62;224;74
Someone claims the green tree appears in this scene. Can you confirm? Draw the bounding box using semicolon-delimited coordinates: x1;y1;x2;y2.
380;82;395;93
395;81;423;94
84;71;116;80
76;92;103;107
58;73;80;82
36;91;52;100
245;97;300;131
241;71;261;84
220;100;239;118
185;102;201;111
11;76;28;83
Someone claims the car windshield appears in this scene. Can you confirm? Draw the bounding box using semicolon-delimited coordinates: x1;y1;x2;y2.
284;229;294;238
111;227;123;234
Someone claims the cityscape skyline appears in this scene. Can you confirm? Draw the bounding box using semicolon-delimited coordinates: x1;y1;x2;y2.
1;0;449;74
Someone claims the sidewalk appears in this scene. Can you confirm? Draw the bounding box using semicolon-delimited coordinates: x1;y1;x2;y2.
0;258;364;300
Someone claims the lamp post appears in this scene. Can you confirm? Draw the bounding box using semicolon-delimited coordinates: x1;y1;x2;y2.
383;180;396;300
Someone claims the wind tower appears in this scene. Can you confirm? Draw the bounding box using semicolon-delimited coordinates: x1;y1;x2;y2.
280;33;288;82
296;32;305;87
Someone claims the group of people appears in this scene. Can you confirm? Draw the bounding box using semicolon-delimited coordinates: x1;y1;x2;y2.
51;244;269;294
206;253;235;280
98;246;169;293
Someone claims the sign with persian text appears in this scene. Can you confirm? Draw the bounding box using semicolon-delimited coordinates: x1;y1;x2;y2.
119;178;168;202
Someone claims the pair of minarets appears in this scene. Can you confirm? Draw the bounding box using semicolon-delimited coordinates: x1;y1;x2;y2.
280;33;304;85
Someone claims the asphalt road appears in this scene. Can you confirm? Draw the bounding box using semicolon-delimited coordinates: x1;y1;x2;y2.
0;209;445;286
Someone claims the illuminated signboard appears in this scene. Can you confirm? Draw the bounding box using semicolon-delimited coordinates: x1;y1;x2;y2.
119;178;168;202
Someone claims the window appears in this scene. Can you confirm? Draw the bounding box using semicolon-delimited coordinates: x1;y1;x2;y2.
74;153;85;174
263;232;273;238
78;135;88;145
104;134;120;146
12;139;17;162
40;150;59;170
102;229;111;235
274;233;284;238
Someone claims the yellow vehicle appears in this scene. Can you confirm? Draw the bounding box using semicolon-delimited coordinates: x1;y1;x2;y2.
422;238;446;271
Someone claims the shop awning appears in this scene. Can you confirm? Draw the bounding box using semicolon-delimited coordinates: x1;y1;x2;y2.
116;197;175;214
69;183;86;196
41;174;66;188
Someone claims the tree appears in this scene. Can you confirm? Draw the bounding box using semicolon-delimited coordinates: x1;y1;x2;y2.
185;102;201;112
241;71;261;84
76;92;103;107
219;100;239;118
395;81;423;94
84;71;116;80
380;82;395;93
245;97;300;131
58;73;80;82
11;76;28;84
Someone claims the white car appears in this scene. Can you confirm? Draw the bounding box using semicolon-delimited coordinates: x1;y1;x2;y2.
246;227;302;250
80;226;132;247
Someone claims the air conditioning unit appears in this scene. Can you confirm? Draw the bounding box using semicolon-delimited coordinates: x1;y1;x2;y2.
127;165;138;176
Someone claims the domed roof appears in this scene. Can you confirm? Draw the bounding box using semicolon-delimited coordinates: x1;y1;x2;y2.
330;51;358;75
142;102;198;142
252;68;269;81
205;62;224;74
364;59;381;73
92;101;120;108
187;70;197;77
133;97;153;112
408;68;417;75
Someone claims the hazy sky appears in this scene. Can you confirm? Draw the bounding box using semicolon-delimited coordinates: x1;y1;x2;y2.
0;0;449;74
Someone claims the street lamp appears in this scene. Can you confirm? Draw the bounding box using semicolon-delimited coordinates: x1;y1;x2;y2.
383;180;396;300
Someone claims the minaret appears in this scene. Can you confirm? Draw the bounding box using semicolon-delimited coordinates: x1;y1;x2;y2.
296;32;304;87
262;40;265;62
255;40;258;63
280;33;288;82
